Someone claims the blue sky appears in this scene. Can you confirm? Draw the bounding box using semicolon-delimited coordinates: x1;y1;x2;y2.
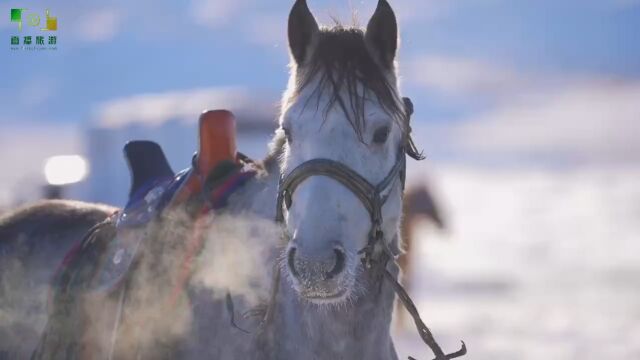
0;0;639;176
2;0;638;123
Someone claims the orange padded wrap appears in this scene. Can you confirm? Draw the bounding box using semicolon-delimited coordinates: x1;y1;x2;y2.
197;110;237;174
170;110;238;205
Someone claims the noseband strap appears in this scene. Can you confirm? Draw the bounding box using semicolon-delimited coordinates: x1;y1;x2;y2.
275;149;404;228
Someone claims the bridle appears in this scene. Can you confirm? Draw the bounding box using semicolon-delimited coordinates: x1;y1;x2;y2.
275;140;406;267
272;98;467;360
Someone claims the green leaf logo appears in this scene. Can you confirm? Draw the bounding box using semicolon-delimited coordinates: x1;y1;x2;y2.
11;8;24;31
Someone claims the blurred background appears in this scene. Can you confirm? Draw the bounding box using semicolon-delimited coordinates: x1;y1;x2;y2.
1;0;639;358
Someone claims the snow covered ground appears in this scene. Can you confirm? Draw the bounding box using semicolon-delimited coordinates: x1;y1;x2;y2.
395;166;640;360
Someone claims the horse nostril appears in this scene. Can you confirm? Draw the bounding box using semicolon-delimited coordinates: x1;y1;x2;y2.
324;249;345;280
288;247;300;278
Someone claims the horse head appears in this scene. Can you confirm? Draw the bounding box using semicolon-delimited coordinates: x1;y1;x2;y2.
278;0;408;304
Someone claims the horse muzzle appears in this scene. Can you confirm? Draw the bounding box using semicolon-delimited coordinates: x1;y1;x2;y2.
286;245;351;301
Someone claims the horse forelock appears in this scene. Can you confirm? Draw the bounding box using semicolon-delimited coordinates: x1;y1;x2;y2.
284;24;407;141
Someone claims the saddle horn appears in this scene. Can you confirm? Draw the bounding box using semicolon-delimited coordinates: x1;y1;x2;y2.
123;140;174;198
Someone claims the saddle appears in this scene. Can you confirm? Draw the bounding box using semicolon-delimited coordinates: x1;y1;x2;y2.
52;110;257;296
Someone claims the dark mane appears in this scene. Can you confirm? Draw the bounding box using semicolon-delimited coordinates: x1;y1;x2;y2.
294;25;406;141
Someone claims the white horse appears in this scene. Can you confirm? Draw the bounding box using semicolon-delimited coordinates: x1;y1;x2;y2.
2;1;464;358
182;0;409;359
182;1;431;358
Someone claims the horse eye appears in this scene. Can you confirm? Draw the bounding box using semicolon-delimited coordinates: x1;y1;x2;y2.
283;127;292;143
372;126;390;144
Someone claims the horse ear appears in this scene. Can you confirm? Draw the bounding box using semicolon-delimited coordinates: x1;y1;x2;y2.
288;0;319;65
365;0;398;68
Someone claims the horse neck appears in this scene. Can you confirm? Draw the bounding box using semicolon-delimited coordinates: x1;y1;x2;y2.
227;160;280;219
266;263;399;359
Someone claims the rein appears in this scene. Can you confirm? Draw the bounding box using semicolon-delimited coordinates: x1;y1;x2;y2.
273;97;467;360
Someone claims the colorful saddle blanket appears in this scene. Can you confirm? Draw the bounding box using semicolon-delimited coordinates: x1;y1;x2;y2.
53;137;256;296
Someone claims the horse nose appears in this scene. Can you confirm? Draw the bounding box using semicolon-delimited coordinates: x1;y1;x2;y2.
287;246;346;281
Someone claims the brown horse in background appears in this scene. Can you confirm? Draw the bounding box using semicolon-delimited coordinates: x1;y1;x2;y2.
397;184;445;324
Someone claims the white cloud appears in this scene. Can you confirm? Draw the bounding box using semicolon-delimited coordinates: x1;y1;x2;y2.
448;80;640;163
95;87;275;129
73;8;121;42
189;0;249;28
406;55;537;100
406;53;640;165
